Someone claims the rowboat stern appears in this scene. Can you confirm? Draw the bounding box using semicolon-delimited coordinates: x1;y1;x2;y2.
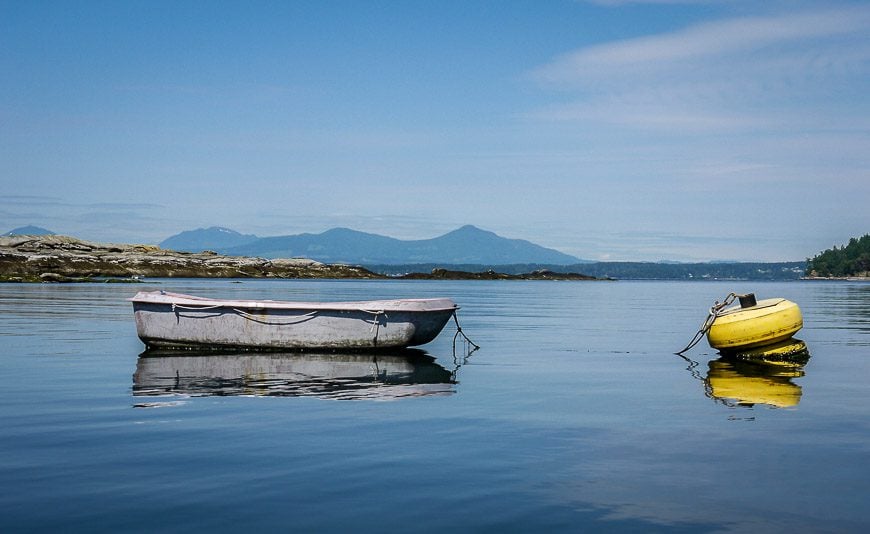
405;304;458;347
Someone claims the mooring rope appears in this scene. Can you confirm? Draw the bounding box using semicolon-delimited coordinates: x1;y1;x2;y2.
675;292;738;355
450;311;479;379
676;352;732;407
452;311;479;353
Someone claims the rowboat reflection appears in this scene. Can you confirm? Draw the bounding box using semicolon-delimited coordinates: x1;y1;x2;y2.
681;339;811;408
133;349;456;401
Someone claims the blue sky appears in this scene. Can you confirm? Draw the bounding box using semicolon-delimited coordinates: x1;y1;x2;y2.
2;0;868;261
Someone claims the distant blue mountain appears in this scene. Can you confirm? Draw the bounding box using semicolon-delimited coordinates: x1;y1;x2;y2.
159;226;259;252
161;225;584;265
3;225;55;236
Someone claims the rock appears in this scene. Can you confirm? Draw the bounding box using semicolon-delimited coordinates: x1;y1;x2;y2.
0;235;384;281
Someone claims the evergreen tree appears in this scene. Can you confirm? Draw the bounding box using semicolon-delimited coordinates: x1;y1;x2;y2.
807;235;870;277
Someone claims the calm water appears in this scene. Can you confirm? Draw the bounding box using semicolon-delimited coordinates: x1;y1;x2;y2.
1;279;869;533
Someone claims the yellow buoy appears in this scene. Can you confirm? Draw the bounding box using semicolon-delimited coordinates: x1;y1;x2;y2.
707;297;802;350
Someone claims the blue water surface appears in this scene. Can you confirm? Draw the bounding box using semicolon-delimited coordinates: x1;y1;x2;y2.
1;279;868;533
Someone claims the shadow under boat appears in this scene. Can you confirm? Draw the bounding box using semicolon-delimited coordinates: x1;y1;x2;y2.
683;339;811;409
133;348;457;401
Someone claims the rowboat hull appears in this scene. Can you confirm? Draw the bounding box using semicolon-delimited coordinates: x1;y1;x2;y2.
130;291;457;351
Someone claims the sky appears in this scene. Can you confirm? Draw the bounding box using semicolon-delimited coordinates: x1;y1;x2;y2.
2;0;868;262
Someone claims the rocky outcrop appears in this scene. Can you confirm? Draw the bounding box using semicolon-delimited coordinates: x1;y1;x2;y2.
0;235;383;282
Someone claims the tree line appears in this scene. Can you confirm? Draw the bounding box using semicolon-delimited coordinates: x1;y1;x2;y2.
369;261;807;280
806;235;870;277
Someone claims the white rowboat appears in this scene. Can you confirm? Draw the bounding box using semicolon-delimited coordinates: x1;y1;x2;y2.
130;291;458;351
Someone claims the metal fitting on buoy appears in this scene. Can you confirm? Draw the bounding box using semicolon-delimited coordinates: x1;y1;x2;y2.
738;293;757;308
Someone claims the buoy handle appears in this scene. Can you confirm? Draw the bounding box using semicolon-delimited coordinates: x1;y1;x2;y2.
737;293;757;308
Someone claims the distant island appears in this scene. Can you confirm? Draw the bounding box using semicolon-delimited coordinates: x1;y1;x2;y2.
805;234;870;278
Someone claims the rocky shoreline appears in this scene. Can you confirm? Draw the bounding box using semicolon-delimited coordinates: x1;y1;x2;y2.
1;235;608;283
0;235;381;282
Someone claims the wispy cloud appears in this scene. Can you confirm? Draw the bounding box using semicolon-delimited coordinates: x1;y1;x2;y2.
535;6;870;83
0;195;66;207
86;202;165;210
584;0;725;5
0;197;165;212
529;5;870;132
0;197;177;244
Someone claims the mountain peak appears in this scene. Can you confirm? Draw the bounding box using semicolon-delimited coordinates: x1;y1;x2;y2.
321;227;370;237
442;225;495;237
3;225;55;237
455;224;485;232
160;227;258;252
212;226;242;234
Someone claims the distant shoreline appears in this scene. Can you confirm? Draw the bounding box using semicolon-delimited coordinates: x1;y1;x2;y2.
0;235;609;283
3;234;837;283
801;276;870;281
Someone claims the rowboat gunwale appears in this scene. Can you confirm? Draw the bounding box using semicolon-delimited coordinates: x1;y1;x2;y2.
129;290;459;313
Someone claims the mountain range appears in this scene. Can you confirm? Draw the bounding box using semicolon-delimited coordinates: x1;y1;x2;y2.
2;224;806;279
159;225;585;265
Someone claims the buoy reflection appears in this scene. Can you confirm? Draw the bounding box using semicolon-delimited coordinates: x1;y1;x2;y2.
706;339;810;408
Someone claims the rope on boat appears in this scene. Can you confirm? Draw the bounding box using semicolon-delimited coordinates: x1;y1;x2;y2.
171;302;320;325
230;308;319;326
368;311;384;338
171;303;224;311
358;309;387;335
675;292;738;355
169;300;476;352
